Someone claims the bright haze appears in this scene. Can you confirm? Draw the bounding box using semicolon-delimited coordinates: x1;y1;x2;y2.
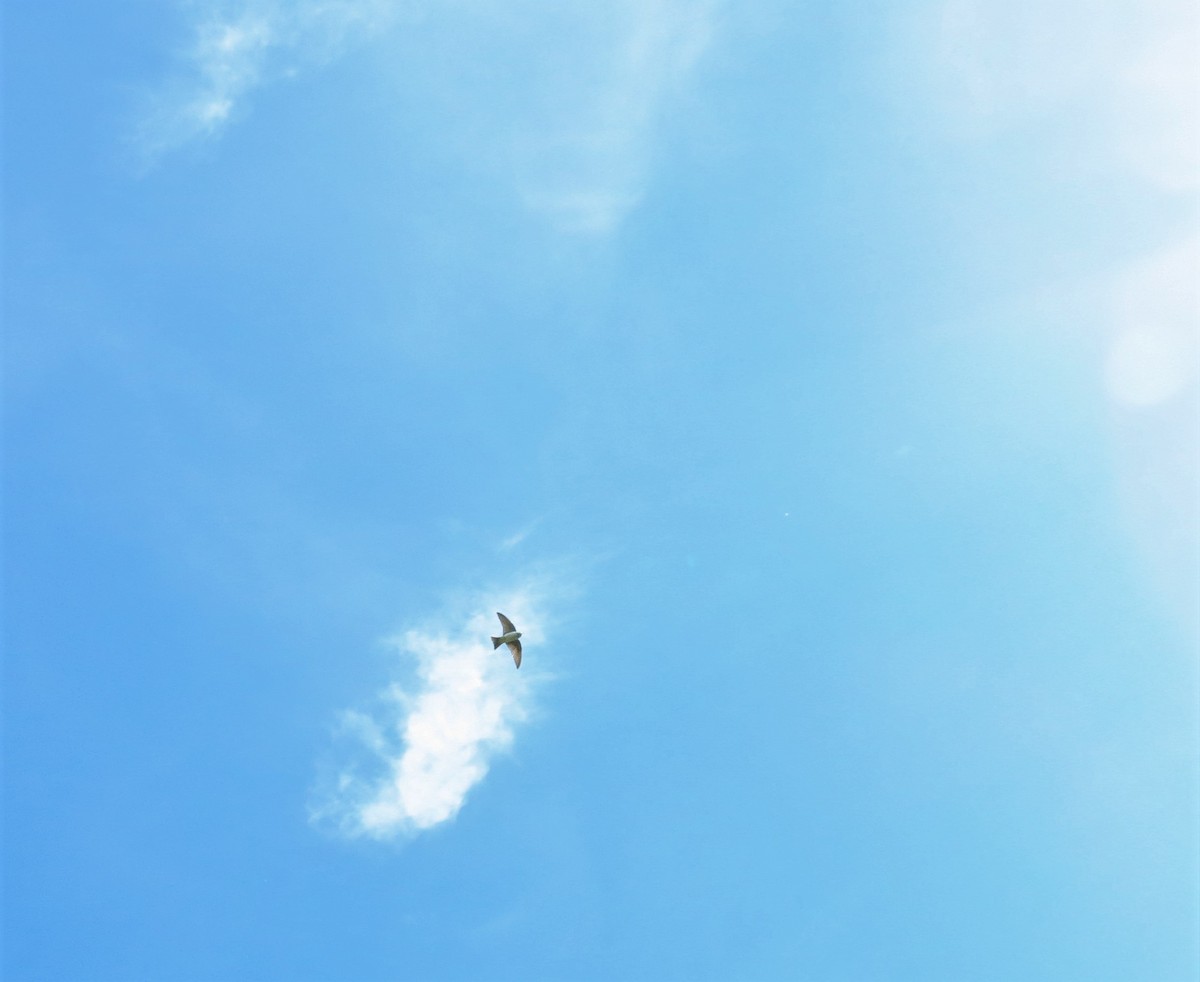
4;1;1197;980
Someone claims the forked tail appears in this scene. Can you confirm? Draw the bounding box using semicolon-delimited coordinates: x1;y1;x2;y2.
491;636;503;649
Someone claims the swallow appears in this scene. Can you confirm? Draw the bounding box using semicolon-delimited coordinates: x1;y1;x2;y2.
491;612;523;668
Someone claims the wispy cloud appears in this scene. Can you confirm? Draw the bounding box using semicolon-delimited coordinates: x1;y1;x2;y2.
498;519;541;552
916;0;1199;624
923;0;1199;408
1106;234;1199;625
311;582;556;839
928;0;1198;190
505;0;717;234
1106;235;1199;410
134;0;397;165
137;0;717;232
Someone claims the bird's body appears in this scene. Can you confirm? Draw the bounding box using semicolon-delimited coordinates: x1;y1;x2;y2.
491;612;523;668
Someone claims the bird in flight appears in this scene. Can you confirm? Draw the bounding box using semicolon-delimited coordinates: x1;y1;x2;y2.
491;612;523;668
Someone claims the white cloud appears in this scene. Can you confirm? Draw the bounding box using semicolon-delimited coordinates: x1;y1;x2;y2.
135;0;398;164
139;0;717;232
915;0;1200;626
311;584;554;839
1106;235;1200;408
932;0;1120;122
921;0;1200;417
498;519;541;552
1113;19;1200;192
927;0;1199;190
504;0;717;234
1105;235;1200;625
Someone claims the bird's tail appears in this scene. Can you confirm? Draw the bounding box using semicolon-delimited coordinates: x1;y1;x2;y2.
491;636;503;649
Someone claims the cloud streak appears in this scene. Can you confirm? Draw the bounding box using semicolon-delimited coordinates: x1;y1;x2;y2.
137;0;718;233
505;0;717;234
135;0;397;164
312;585;552;839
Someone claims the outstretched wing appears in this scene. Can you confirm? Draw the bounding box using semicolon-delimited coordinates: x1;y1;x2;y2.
506;639;522;669
496;612;517;634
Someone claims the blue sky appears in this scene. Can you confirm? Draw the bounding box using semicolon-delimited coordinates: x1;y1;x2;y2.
4;2;1198;980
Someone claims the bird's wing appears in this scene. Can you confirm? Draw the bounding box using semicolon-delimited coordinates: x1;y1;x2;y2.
496;612;517;634
506;639;522;669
